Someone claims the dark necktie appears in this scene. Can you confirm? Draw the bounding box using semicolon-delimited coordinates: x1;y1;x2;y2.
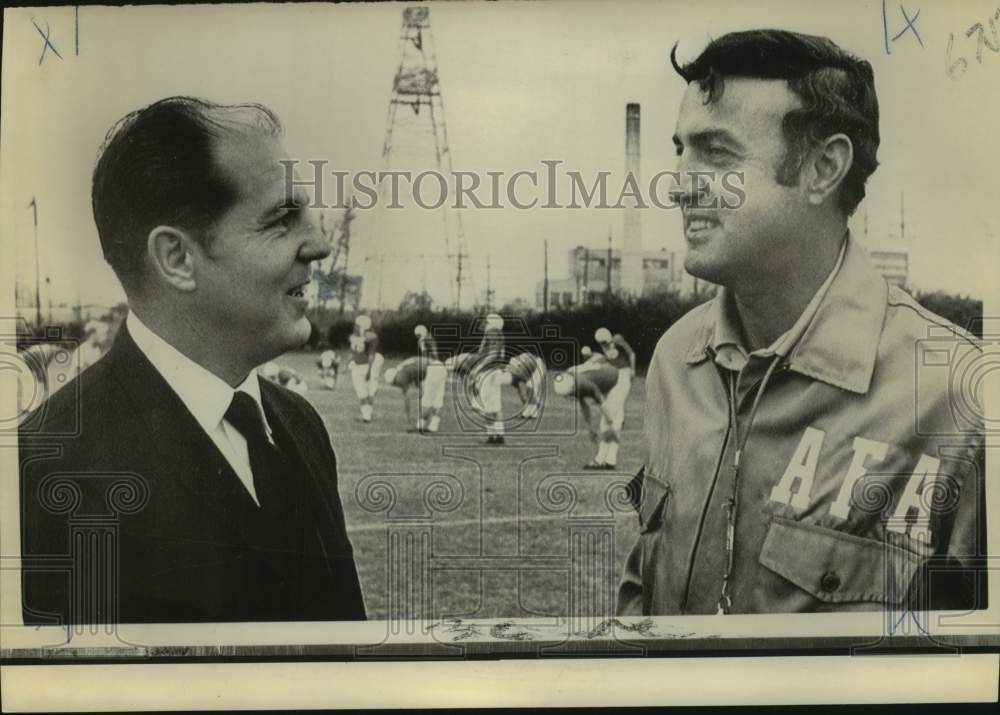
224;391;284;511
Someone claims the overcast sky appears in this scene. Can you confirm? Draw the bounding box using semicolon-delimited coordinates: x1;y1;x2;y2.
3;1;998;312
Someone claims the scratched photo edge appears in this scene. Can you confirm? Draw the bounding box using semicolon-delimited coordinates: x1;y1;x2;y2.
1;0;999;665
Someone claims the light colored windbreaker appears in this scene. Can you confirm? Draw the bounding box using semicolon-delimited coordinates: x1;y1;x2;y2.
618;236;985;614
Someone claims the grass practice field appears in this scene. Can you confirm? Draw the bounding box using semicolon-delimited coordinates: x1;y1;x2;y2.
278;351;644;622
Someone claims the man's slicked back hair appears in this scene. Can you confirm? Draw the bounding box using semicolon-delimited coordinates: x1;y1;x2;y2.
91;96;282;289
671;29;879;215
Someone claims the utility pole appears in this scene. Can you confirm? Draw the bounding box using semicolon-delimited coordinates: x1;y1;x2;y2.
377;256;385;311
900;191;905;241
455;249;465;310
606;228;613;301
29;197;42;328
446;247;470;310
543;240;549;313
338;204;355;315
485;255;494;311
46;276;52;324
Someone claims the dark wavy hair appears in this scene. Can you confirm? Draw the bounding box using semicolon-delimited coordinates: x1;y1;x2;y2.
92;96;282;289
671;29;879;216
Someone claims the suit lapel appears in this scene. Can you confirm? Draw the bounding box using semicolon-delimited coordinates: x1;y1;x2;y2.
260;383;353;557
108;326;262;539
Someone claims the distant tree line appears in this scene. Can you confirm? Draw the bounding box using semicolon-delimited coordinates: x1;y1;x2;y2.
308;287;983;372
15;303;129;351
910;290;984;338
14;288;984;373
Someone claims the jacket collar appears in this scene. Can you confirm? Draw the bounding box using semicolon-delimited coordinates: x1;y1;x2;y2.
685;234;888;394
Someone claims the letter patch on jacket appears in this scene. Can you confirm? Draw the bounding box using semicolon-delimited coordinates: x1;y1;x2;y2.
770;427;825;510
887;453;942;545
829;436;891;519
768;427;944;546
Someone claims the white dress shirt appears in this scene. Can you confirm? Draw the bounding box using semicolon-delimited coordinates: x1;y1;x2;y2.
127;311;273;506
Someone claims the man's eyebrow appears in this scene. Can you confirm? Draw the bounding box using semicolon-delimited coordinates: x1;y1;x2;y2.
271;191;308;215
675;129;745;149
258;198;300;226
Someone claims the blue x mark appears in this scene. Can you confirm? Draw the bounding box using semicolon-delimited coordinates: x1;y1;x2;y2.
31;17;64;65
883;1;924;55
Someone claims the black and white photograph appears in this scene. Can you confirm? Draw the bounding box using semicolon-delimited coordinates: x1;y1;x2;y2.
1;0;997;709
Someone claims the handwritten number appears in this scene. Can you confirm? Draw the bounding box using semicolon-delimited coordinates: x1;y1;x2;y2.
947;34;968;80
987;14;1000;53
966;19;1000;64
948;6;1000;79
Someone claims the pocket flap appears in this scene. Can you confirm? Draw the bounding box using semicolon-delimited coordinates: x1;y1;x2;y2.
759;518;924;605
638;474;669;533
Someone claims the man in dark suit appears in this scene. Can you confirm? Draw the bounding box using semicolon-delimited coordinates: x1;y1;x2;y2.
19;97;366;624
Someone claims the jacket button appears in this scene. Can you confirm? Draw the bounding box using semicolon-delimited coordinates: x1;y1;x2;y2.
820;571;841;592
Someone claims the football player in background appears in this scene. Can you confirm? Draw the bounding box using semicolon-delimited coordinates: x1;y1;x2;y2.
469;313;507;444
277;367;308;395
578;345;609;371
552;361;622;469
506;351;546;419
414;324;447;433
316;348;340;389
349;314;383;422
260;362;308;395
594;327;635;433
384;357;425;431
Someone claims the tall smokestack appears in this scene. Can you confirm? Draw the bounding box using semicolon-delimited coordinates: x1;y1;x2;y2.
622;103;644;296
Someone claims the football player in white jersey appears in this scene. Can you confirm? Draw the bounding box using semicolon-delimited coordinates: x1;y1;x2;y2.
507;351;546;419
469;313;506;444
594;327;635;434
316;348;340;389
552;362;622;469
349;314;383;422
578;345;609;371
414;324;447;433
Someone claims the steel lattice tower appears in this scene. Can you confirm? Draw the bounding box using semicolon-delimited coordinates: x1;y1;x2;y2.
362;6;474;311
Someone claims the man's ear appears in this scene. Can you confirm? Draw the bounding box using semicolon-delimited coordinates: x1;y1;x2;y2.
805;133;853;207
147;226;198;291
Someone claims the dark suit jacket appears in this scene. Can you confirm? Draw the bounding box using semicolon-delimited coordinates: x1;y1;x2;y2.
19;326;366;624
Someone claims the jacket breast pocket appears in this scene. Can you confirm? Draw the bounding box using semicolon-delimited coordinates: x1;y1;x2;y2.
758;518;925;607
